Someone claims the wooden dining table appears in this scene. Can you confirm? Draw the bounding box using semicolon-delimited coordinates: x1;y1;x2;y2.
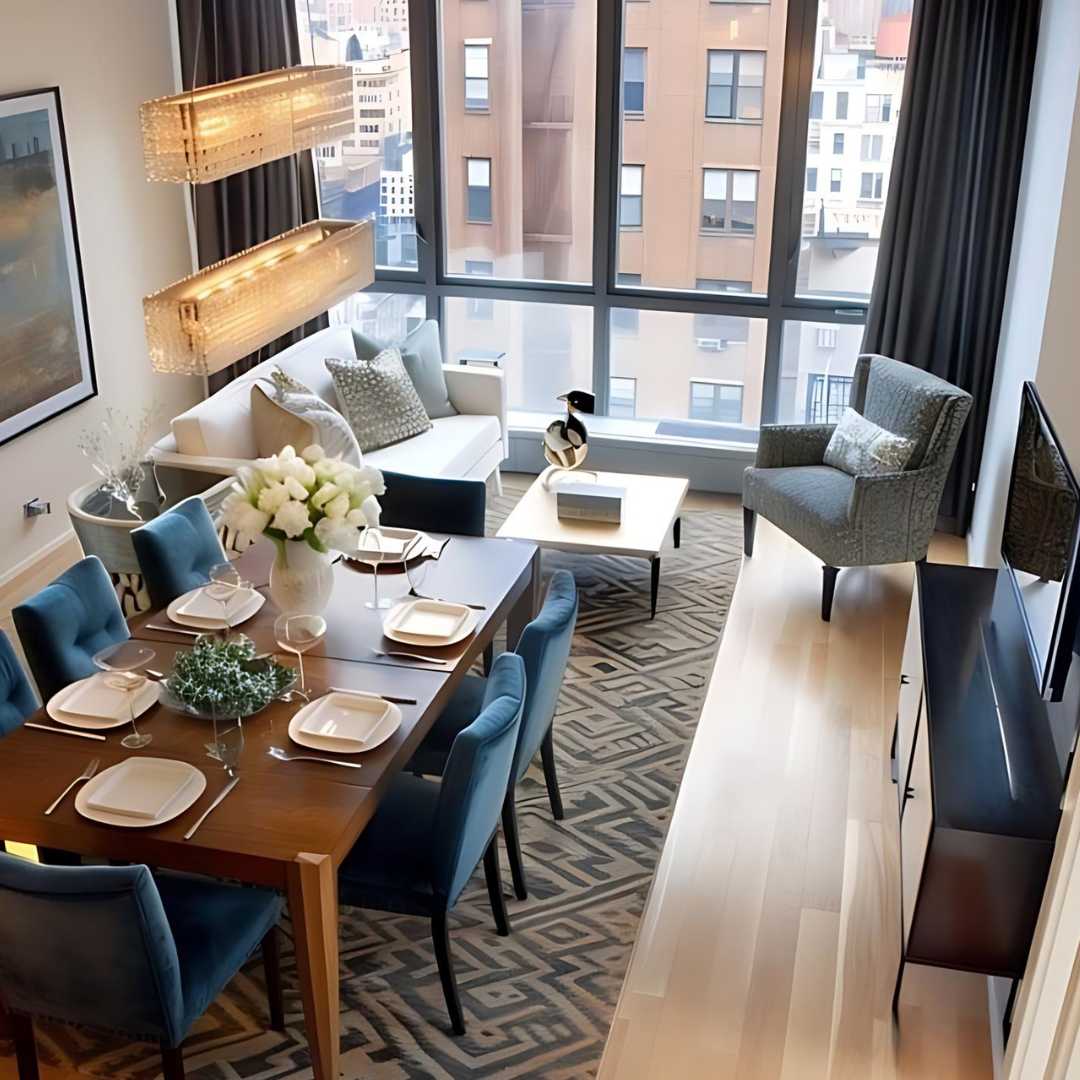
0;533;540;1080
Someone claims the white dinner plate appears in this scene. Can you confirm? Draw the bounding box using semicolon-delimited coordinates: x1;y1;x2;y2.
75;758;206;828
382;598;478;647
349;527;431;564
288;692;402;754
47;674;161;730
166;585;265;630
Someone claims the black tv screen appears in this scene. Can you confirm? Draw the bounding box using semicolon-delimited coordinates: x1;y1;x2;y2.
1001;382;1080;701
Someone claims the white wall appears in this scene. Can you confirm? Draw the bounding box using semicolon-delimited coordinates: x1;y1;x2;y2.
0;0;199;577
968;0;1080;567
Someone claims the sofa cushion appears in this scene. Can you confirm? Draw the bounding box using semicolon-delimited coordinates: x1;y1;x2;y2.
823;407;915;477
250;371;362;464
354;320;458;420
364;414;501;477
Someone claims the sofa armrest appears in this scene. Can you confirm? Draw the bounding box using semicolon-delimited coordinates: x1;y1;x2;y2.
443;364;509;456
848;465;941;562
755;424;835;469
148;438;247;479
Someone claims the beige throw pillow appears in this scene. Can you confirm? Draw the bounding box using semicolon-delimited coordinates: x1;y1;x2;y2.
823;407;916;477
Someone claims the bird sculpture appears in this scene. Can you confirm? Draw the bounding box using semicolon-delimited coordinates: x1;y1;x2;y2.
543;389;596;489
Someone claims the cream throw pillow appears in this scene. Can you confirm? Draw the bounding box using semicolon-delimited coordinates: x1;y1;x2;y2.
823;407;916;477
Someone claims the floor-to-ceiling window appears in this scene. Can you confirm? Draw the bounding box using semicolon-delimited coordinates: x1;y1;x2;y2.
296;0;912;478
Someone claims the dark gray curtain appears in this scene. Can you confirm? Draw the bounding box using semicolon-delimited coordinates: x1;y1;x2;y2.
862;0;1042;534
176;0;327;393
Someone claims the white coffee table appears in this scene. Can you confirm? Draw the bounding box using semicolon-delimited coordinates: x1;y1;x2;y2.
497;467;689;618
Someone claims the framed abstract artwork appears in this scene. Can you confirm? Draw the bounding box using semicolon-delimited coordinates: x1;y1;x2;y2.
0;87;96;446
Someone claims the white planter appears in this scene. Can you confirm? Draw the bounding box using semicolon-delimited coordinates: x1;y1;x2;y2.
268;540;335;614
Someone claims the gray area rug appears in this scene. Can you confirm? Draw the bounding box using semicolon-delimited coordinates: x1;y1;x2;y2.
4;479;740;1079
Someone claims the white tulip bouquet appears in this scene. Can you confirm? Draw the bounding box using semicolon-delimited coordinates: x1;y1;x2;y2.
222;444;384;555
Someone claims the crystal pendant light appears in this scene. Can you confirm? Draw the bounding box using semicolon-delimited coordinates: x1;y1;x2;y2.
143;219;374;376
140;66;354;184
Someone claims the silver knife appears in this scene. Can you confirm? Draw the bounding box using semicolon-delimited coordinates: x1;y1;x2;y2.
26;723;107;742
328;687;418;705
184;775;239;840
145;624;204;638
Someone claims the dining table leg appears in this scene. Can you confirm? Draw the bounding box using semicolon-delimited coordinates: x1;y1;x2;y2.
506;548;542;649
286;852;340;1080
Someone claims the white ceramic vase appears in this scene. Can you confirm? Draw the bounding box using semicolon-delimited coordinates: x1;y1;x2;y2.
268;540;335;614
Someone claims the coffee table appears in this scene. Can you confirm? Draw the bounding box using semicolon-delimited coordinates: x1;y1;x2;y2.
497;468;689;618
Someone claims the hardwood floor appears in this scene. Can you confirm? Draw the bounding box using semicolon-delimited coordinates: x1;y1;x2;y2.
598;511;992;1080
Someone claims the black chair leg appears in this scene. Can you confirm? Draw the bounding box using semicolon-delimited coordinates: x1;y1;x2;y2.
159;1042;186;1080
431;911;466;1036
822;565;840;622
11;1013;39;1080
482;641;494;676
262;925;286;1032
743;507;756;557
483;834;512;936
540;726;565;821
501;793;529;901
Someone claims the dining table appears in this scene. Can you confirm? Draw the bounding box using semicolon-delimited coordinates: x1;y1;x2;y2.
0;532;541;1080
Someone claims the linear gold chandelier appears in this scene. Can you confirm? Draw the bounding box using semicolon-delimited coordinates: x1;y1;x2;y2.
144;219;374;376
140;65;354;184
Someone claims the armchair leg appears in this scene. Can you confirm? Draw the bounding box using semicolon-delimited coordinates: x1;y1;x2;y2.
743;507;756;557
541;725;565;821
262;924;286;1032
822;565;840;622
11;1013;39;1080
431;912;466;1036
502;793;529;901
483;834;512;936
159;1042;186;1080
483;642;494;676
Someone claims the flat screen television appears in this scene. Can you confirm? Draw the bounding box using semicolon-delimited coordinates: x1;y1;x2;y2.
1001;382;1080;701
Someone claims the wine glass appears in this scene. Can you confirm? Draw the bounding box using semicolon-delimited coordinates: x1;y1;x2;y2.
208;708;244;776
354;526;393;610
274;613;327;701
93;641;156;750
207;560;250;639
404;551;432;602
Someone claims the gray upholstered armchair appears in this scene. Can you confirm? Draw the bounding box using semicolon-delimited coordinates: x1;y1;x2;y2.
742;355;972;621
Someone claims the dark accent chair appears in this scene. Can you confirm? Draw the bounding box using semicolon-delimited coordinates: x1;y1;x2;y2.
0;630;36;737
0;855;284;1080
378;470;486;538
13;556;129;704
410;570;578;900
131;496;228;611
742;355;972;621
338;651;526;1035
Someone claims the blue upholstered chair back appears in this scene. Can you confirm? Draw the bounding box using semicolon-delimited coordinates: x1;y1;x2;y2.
0;855;185;1045
432;652;525;905
13;556;128;703
378;471;487;538
512;570;578;783
131;496;227;610
0;630;36;736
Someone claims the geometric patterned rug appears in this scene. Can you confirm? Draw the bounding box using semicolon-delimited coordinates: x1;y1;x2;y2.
1;478;741;1079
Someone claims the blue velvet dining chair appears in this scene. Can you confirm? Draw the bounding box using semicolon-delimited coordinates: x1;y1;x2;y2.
377;471;487;538
337;651;526;1035
0;630;36;738
409;570;578;901
12;556;129;704
0;854;284;1080
131;496;228;611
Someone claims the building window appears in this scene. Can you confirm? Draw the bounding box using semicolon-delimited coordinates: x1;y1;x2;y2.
609;377;637;417
860;171;884;199
835;90;849;120
816;326;838;349
857;52;867;80
865;93;893;123
701;169;758;234
706;50;765;122
611;305;639;335
620;164;643;228
861;134;883;160
833;132;844;155
689;381;744;423
805;373;853;423
806;166;818;192
696;278;752;292
466;157;492;222
830;168;842;193
809;90;823;119
617;272;642;286
465;260;494;276
464;43;490;111
624;48;646;116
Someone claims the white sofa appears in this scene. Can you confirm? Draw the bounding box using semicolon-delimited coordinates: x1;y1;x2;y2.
148;323;508;508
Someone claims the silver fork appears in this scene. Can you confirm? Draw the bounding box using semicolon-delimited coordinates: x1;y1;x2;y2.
406;588;486;611
371;648;452;667
45;758;100;815
268;747;363;769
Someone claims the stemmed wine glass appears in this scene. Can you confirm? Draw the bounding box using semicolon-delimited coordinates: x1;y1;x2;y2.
93;641;156;750
207;560;250;639
404;551;432;602
274;613;327;702
356;526;392;610
207;703;244;775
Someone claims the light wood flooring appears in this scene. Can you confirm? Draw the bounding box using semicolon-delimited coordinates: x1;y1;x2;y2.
598;506;992;1080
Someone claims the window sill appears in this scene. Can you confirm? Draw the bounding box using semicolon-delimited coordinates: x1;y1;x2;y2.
704;117;764;126
465;107;491;115
624;112;645;121
619;226;643;233
699;229;756;238
465;219;493;225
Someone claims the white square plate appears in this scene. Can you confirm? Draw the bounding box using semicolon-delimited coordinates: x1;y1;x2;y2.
177;584;256;621
166;585;265;629
85;758;198;820
55;673;158;722
298;692;392;745
383;599;469;641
